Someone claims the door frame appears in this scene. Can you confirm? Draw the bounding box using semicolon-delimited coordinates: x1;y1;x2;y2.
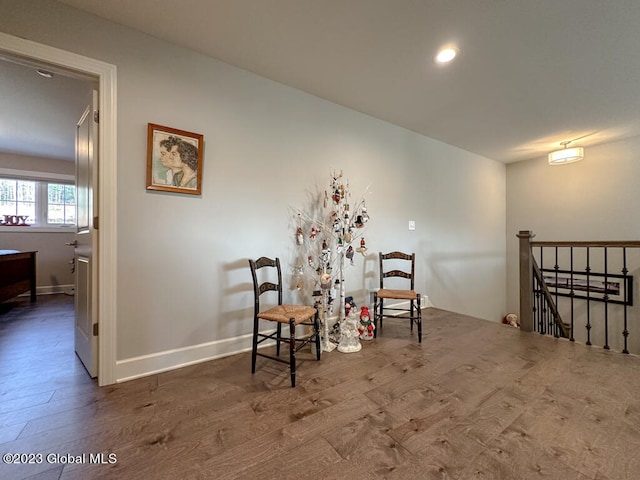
0;32;118;386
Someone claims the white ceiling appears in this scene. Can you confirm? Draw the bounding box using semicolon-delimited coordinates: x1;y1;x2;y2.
0;56;95;161
5;0;640;163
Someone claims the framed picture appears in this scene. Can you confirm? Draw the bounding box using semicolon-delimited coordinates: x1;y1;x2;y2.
541;269;633;306
146;123;204;195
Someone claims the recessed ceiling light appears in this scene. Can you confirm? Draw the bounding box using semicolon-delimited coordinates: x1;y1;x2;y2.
36;69;54;78
435;47;458;64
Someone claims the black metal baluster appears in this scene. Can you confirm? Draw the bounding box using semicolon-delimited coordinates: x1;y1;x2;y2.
570;246;575;342
586;247;592;346
541;247;547;335
554;246;559;337
622;247;629;354
535;274;542;334
603;247;610;350
532;267;539;333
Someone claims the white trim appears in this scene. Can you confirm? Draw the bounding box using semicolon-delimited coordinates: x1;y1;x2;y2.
0;226;75;233
116;334;254;383
0;32;119;386
0;168;74;182
17;285;74;296
36;283;75;295
39;285;74;295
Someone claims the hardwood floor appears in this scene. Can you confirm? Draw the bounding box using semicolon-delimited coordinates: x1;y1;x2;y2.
2;294;640;479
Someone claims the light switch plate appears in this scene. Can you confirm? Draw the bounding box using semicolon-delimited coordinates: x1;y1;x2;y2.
408;220;416;230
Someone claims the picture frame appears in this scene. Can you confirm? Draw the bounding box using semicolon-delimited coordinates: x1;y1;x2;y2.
146;123;204;195
541;268;633;306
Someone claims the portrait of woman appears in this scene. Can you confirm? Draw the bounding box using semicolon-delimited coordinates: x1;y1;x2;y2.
146;124;204;195
170;140;199;189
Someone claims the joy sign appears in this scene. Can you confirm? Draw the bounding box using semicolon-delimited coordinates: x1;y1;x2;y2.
0;215;29;226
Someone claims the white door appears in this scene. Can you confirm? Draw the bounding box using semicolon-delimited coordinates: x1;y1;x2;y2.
74;91;98;377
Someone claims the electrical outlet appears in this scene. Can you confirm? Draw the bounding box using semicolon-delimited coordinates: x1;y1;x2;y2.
408;220;416;231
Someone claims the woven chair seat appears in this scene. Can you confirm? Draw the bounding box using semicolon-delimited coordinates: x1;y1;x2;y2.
377;288;418;301
257;304;317;324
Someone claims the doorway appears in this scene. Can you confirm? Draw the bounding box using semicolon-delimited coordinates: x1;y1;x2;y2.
0;32;117;386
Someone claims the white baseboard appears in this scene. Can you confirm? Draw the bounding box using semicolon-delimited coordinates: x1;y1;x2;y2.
116;321;336;383
39;285;74;295
116;332;255;383
114;296;434;383
17;285;74;296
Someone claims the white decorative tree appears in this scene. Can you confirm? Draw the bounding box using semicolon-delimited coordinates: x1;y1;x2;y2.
290;170;370;352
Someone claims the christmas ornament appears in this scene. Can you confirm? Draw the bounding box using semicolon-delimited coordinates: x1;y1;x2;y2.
346;245;354;265
356;237;368;256
320;273;332;290
361;203;370;223
345;296;356;316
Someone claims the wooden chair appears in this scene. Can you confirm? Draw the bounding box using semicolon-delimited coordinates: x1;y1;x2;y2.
249;257;321;387
373;251;422;343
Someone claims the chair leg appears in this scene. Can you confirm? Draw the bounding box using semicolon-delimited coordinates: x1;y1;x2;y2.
276;323;282;356
314;311;321;361
410;300;414;332
416;294;422;343
373;292;378;338
289;318;296;388
251;316;259;374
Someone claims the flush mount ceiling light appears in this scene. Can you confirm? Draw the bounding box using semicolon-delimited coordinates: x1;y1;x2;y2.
548;141;584;165
435;46;458;64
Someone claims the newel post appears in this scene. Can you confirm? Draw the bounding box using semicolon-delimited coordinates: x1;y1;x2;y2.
517;230;535;332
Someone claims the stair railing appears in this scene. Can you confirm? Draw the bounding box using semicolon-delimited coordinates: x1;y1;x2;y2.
531;259;570;338
518;231;640;354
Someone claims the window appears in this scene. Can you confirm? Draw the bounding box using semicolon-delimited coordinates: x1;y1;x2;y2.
47;183;76;225
0;178;76;227
0;178;36;222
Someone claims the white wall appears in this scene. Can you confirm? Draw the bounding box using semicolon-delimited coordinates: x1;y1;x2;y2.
506;135;640;333
0;0;506;380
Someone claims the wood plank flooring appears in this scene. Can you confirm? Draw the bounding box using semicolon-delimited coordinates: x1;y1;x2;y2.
2;294;640;479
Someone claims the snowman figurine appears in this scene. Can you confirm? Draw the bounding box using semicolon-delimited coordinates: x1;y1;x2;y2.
337;309;362;353
358;306;375;340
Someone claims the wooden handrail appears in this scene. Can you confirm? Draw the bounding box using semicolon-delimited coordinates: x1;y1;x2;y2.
531;241;640;248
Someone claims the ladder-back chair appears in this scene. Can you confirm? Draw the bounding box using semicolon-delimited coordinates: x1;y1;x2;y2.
373;251;422;343
249;256;321;387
